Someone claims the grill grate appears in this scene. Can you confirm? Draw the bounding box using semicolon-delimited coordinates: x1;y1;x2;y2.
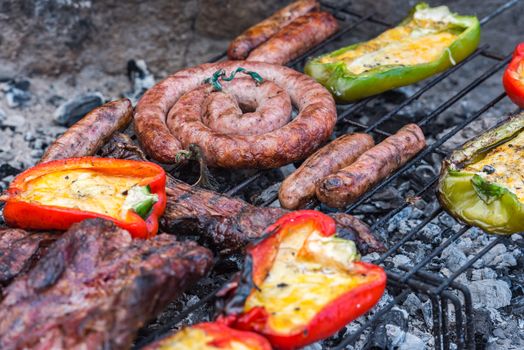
136;1;523;349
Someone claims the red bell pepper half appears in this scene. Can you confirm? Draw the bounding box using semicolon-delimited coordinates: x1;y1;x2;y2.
503;43;524;108
220;210;386;350
0;157;166;239
144;322;272;350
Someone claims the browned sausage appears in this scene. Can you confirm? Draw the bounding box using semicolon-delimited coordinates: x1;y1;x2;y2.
134;61;336;169
279;133;374;209
201;78;292;135
40;99;132;163
316;124;426;208
247;11;339;65
227;0;319;60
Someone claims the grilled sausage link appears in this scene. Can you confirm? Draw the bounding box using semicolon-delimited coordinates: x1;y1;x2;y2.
135;61;336;169
247;11;339;65
316;124;426;208
227;0;319;60
40;99;132;163
279;133;374;209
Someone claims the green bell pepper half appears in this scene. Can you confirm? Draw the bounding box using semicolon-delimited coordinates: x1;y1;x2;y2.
437;112;524;235
304;3;480;103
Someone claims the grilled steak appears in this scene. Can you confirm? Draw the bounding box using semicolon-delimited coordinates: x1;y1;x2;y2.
0;219;213;350
0;229;56;293
101;134;385;255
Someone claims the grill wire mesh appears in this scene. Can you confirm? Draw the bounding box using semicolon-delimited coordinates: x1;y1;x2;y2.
134;1;523;349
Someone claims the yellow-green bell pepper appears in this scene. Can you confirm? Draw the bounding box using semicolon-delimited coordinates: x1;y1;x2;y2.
438;112;524;235
304;3;480;103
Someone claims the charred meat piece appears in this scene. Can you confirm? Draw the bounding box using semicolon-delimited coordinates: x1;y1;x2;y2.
0;219;213;350
100;134;385;255
0;229;56;290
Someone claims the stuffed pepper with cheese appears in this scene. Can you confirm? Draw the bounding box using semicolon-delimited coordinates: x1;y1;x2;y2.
503;43;524;108
220;210;386;350
144;322;271;350
0;157;166;239
438;112;524;234
305;2;480;102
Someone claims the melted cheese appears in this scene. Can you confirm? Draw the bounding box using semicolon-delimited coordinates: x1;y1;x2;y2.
464;131;524;201
156;328;252;350
319;16;458;75
244;226;370;334
18;170;142;219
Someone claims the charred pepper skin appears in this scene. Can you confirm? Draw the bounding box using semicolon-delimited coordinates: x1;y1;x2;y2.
503;43;524;108
304;3;480;103
144;322;272;350
1;157;166;239
437;113;524;235
220;210;386;350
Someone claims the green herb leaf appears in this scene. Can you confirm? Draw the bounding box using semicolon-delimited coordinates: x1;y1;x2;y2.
471;174;508;204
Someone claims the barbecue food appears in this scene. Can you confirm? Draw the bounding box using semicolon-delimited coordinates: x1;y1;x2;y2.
503;43;524;108
438;112;524;234
305;3;480;102
96;134;385;254
1;157;166;238
134;61;337;168
279;133;375;209
0;228;56;291
201;78;292;135
40;99;132;163
246;11;339;65
227;0;319;60
40;108;383;254
317;124;426;208
0;219;213;350
221;211;386;350
144;322;272;350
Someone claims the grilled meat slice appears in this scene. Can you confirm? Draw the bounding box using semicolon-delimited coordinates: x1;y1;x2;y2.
101;134;385;255
0;219;213;350
0;229;56;291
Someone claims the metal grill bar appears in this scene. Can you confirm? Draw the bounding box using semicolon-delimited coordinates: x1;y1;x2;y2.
138;0;524;348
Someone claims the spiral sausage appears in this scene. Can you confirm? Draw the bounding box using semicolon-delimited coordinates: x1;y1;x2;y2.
134;61;337;169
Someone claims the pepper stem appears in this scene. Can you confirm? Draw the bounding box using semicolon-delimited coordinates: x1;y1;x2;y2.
122;185;159;219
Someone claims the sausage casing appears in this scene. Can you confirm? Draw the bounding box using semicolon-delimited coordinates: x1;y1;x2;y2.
316;124;426;208
247;11;339;65
279;133;374;209
227;0;319;60
40;99;132;163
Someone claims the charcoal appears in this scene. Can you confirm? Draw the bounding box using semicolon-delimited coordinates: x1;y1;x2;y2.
1;79;31;108
469;279;512;309
53;92;104;126
365;308;408;349
441;244;468;272
125;59;155;103
1;114;26;129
